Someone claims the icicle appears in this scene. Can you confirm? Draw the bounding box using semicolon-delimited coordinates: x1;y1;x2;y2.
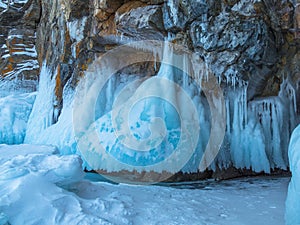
205;61;209;82
120;33;124;43
218;75;222;85
248;96;290;170
191;54;204;89
182;53;189;89
243;82;248;125
226;98;231;134
280;79;298;113
167;0;179;25
153;51;157;72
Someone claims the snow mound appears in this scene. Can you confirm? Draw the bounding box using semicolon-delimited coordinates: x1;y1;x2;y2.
0;93;36;144
286;125;300;225
0;145;91;225
0;144;57;162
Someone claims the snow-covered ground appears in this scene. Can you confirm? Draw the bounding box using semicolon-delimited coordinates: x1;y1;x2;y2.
0;144;289;225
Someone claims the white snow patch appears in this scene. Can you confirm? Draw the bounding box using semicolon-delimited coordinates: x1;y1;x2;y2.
67;17;87;42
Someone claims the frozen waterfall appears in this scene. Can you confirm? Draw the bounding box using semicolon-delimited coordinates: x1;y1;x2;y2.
5;40;296;176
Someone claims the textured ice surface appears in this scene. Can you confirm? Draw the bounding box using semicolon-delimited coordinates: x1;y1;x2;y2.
24;42;298;174
76;77;200;173
0;144;289;225
24;64;77;155
0;93;36;144
286;125;300;225
74;42;209;173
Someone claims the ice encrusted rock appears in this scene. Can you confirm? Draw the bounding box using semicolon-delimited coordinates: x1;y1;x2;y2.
116;4;166;40
286;125;300;225
0;0;40;91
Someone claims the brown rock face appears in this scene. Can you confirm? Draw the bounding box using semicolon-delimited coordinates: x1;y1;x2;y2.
6;0;297;102
0;0;41;93
31;0;166;116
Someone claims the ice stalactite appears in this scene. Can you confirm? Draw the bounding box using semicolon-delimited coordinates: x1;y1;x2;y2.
180;57;212;173
214;79;270;173
25;64;57;142
24;63;78;155
217;76;298;173
249;98;287;170
72;39;219;177
249;79;298;170
279;79;298;127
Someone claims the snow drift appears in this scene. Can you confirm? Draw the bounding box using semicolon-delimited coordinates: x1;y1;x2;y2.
0;144;288;225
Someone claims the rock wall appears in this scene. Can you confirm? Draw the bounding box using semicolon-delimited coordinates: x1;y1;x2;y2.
1;0;297;101
0;0;41;94
165;0;299;99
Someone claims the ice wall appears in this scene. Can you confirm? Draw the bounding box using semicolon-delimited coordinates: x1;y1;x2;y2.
74;40;298;174
75;42;209;173
24;62;151;156
24;41;299;175
216;76;298;173
24;64;77;155
0;92;36;144
219;85;271;173
286;124;300;225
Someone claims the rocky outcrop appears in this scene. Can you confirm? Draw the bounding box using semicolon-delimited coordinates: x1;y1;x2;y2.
0;0;41;93
164;0;299;100
2;0;298;100
33;0;164;116
29;0;299;108
116;3;166;40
